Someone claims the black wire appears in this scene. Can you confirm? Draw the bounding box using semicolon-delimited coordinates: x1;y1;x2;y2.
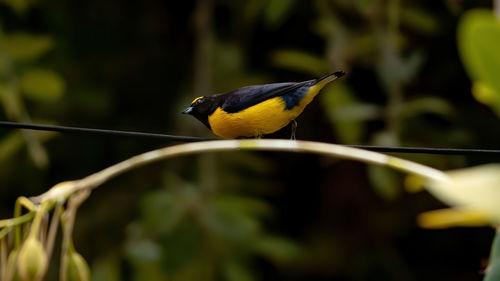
0;121;210;142
1;120;499;155
346;145;500;155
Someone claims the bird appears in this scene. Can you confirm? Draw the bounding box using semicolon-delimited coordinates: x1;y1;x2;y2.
182;71;345;139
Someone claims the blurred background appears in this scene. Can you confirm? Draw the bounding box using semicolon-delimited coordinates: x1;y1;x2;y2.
0;0;498;280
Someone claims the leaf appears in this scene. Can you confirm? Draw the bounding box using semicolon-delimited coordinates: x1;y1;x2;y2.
423;164;500;225
22;129;49;168
214;196;274;218
350;32;378;59
400;96;455;119
458;10;500;108
20;69;65;101
214;43;244;78
400;7;440;34
0;33;53;62
485;230;500;281
417;208;490;229
0;131;25;162
200;200;260;242
264;0;297;28
224;260;256;281
91;255;122;281
321;83;378;143
472;81;497;105
351;0;379;16
271;49;329;76
1;0;30;15
125;239;161;264
367;165;401;200
159;222;202;273
472;82;500;115
404;174;425;193
400;50;426;83
172;259;216;281
244;0;265;25
0;126;55;168
253;235;301;263
139;189;189;234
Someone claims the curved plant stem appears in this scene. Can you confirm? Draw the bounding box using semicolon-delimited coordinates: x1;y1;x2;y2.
0;212;35;230
45;203;62;263
0;238;6;280
29;201;48;239
0;139;452;281
30;139;450;205
59;190;90;281
484;227;500;281
13;196;36;248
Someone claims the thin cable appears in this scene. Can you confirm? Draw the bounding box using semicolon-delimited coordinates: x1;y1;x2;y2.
0;121;210;142
347;145;500;155
0;121;499;155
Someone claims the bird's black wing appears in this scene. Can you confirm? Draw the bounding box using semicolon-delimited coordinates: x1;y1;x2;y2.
220;80;312;113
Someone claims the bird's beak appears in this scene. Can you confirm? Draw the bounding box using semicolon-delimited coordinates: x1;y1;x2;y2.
182;107;193;114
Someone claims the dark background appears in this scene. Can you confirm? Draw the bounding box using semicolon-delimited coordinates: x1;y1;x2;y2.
0;0;497;280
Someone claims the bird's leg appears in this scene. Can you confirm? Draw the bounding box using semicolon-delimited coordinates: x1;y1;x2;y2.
290;120;297;140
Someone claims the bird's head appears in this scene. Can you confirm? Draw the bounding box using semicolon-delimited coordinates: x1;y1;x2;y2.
182;95;220;129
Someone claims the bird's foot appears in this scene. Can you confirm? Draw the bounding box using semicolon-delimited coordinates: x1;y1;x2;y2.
290;120;297;140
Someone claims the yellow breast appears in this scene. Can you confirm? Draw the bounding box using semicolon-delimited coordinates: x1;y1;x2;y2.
208;86;323;139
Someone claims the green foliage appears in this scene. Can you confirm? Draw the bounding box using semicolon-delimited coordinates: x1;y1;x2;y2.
400;7;440;34
484;230;500;281
458;10;500;115
271;49;329;76
0;0;33;15
138;188;192;234
0;33;52;62
452;18;500;281
91;255;121;281
1;1;498;280
223;260;255;281
263;0;297;28
159;222;202;272
367;165;400;200
253;235;302;263
125;239;161;264
201;198;261;241
21;69;65;102
400;97;455;119
124;173;300;281
320;83;376;143
0;132;25;162
0;13;63;168
66;251;91;281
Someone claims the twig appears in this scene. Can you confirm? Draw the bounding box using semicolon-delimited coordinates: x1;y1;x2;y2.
0;213;34;230
59;190;90;281
0;139;453;281
30;140;450;205
13;197;37;248
0;238;6;280
45;203;62;264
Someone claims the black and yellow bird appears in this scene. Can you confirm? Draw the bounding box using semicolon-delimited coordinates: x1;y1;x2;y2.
182;71;345;139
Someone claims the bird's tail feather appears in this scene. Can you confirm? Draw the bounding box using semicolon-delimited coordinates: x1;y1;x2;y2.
315;71;345;84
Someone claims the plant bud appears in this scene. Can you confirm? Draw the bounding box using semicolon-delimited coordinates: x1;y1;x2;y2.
5;249;20;281
17;237;47;281
66;251;91;281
